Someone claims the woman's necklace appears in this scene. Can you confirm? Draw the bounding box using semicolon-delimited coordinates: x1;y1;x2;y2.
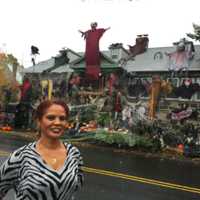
36;141;61;165
51;158;57;164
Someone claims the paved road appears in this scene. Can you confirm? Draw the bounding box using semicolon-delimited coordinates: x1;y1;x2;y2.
0;133;200;200
76;145;200;200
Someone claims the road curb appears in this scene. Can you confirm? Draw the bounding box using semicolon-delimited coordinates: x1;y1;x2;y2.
0;131;36;141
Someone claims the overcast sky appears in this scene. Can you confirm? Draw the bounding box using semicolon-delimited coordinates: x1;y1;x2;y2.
0;0;200;67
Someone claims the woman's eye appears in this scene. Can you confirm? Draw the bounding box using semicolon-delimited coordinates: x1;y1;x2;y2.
46;115;56;120
59;116;66;121
46;115;66;121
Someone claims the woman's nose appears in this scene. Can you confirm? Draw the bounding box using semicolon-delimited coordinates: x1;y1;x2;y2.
54;117;62;124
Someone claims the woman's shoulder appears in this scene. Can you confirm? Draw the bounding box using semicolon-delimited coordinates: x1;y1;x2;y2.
64;142;81;155
11;142;36;157
2;143;35;165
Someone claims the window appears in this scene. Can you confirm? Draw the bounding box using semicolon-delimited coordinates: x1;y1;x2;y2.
111;54;118;59
194;78;200;100
127;77;151;98
167;78;179;87
166;78;179;98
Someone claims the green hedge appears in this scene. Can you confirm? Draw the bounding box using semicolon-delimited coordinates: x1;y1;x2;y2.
91;130;157;151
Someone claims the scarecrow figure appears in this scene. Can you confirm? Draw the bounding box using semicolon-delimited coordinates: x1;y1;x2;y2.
148;76;172;120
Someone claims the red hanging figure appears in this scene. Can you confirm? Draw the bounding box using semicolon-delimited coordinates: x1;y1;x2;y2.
108;73;117;96
20;78;32;102
79;22;110;80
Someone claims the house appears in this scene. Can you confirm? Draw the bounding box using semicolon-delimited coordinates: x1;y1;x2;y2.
23;45;126;93
23;48;81;81
23;43;200;107
121;44;200;110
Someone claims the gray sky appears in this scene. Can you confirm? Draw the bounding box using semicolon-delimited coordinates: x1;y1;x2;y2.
0;0;200;67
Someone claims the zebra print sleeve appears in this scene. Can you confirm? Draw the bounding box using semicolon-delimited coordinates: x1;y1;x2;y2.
77;151;84;189
69;145;84;191
0;146;25;198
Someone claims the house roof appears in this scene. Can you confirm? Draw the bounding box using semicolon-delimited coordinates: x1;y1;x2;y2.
23;48;79;74
70;52;116;67
123;45;200;72
23;58;55;73
51;64;74;73
69;52;119;74
23;45;200;75
24;59;74;74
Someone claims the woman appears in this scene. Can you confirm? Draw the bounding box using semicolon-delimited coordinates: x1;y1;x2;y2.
0;100;83;200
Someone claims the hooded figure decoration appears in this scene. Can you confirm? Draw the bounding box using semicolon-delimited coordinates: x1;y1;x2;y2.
79;22;110;80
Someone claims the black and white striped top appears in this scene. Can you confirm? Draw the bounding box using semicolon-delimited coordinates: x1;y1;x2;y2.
0;142;83;200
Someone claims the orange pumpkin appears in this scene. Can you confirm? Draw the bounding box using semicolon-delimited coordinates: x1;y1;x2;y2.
1;125;12;131
6;126;12;131
1;127;7;131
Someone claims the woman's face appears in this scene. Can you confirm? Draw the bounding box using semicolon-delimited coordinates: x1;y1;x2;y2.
38;104;67;139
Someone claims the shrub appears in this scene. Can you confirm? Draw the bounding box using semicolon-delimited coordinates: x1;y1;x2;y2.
96;112;111;127
92;130;156;151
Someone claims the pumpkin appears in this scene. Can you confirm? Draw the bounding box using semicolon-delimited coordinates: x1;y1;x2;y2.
2;127;7;131
6;126;12;131
1;125;12;131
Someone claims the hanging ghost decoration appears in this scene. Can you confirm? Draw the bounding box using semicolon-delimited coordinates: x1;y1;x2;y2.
165;38;195;72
